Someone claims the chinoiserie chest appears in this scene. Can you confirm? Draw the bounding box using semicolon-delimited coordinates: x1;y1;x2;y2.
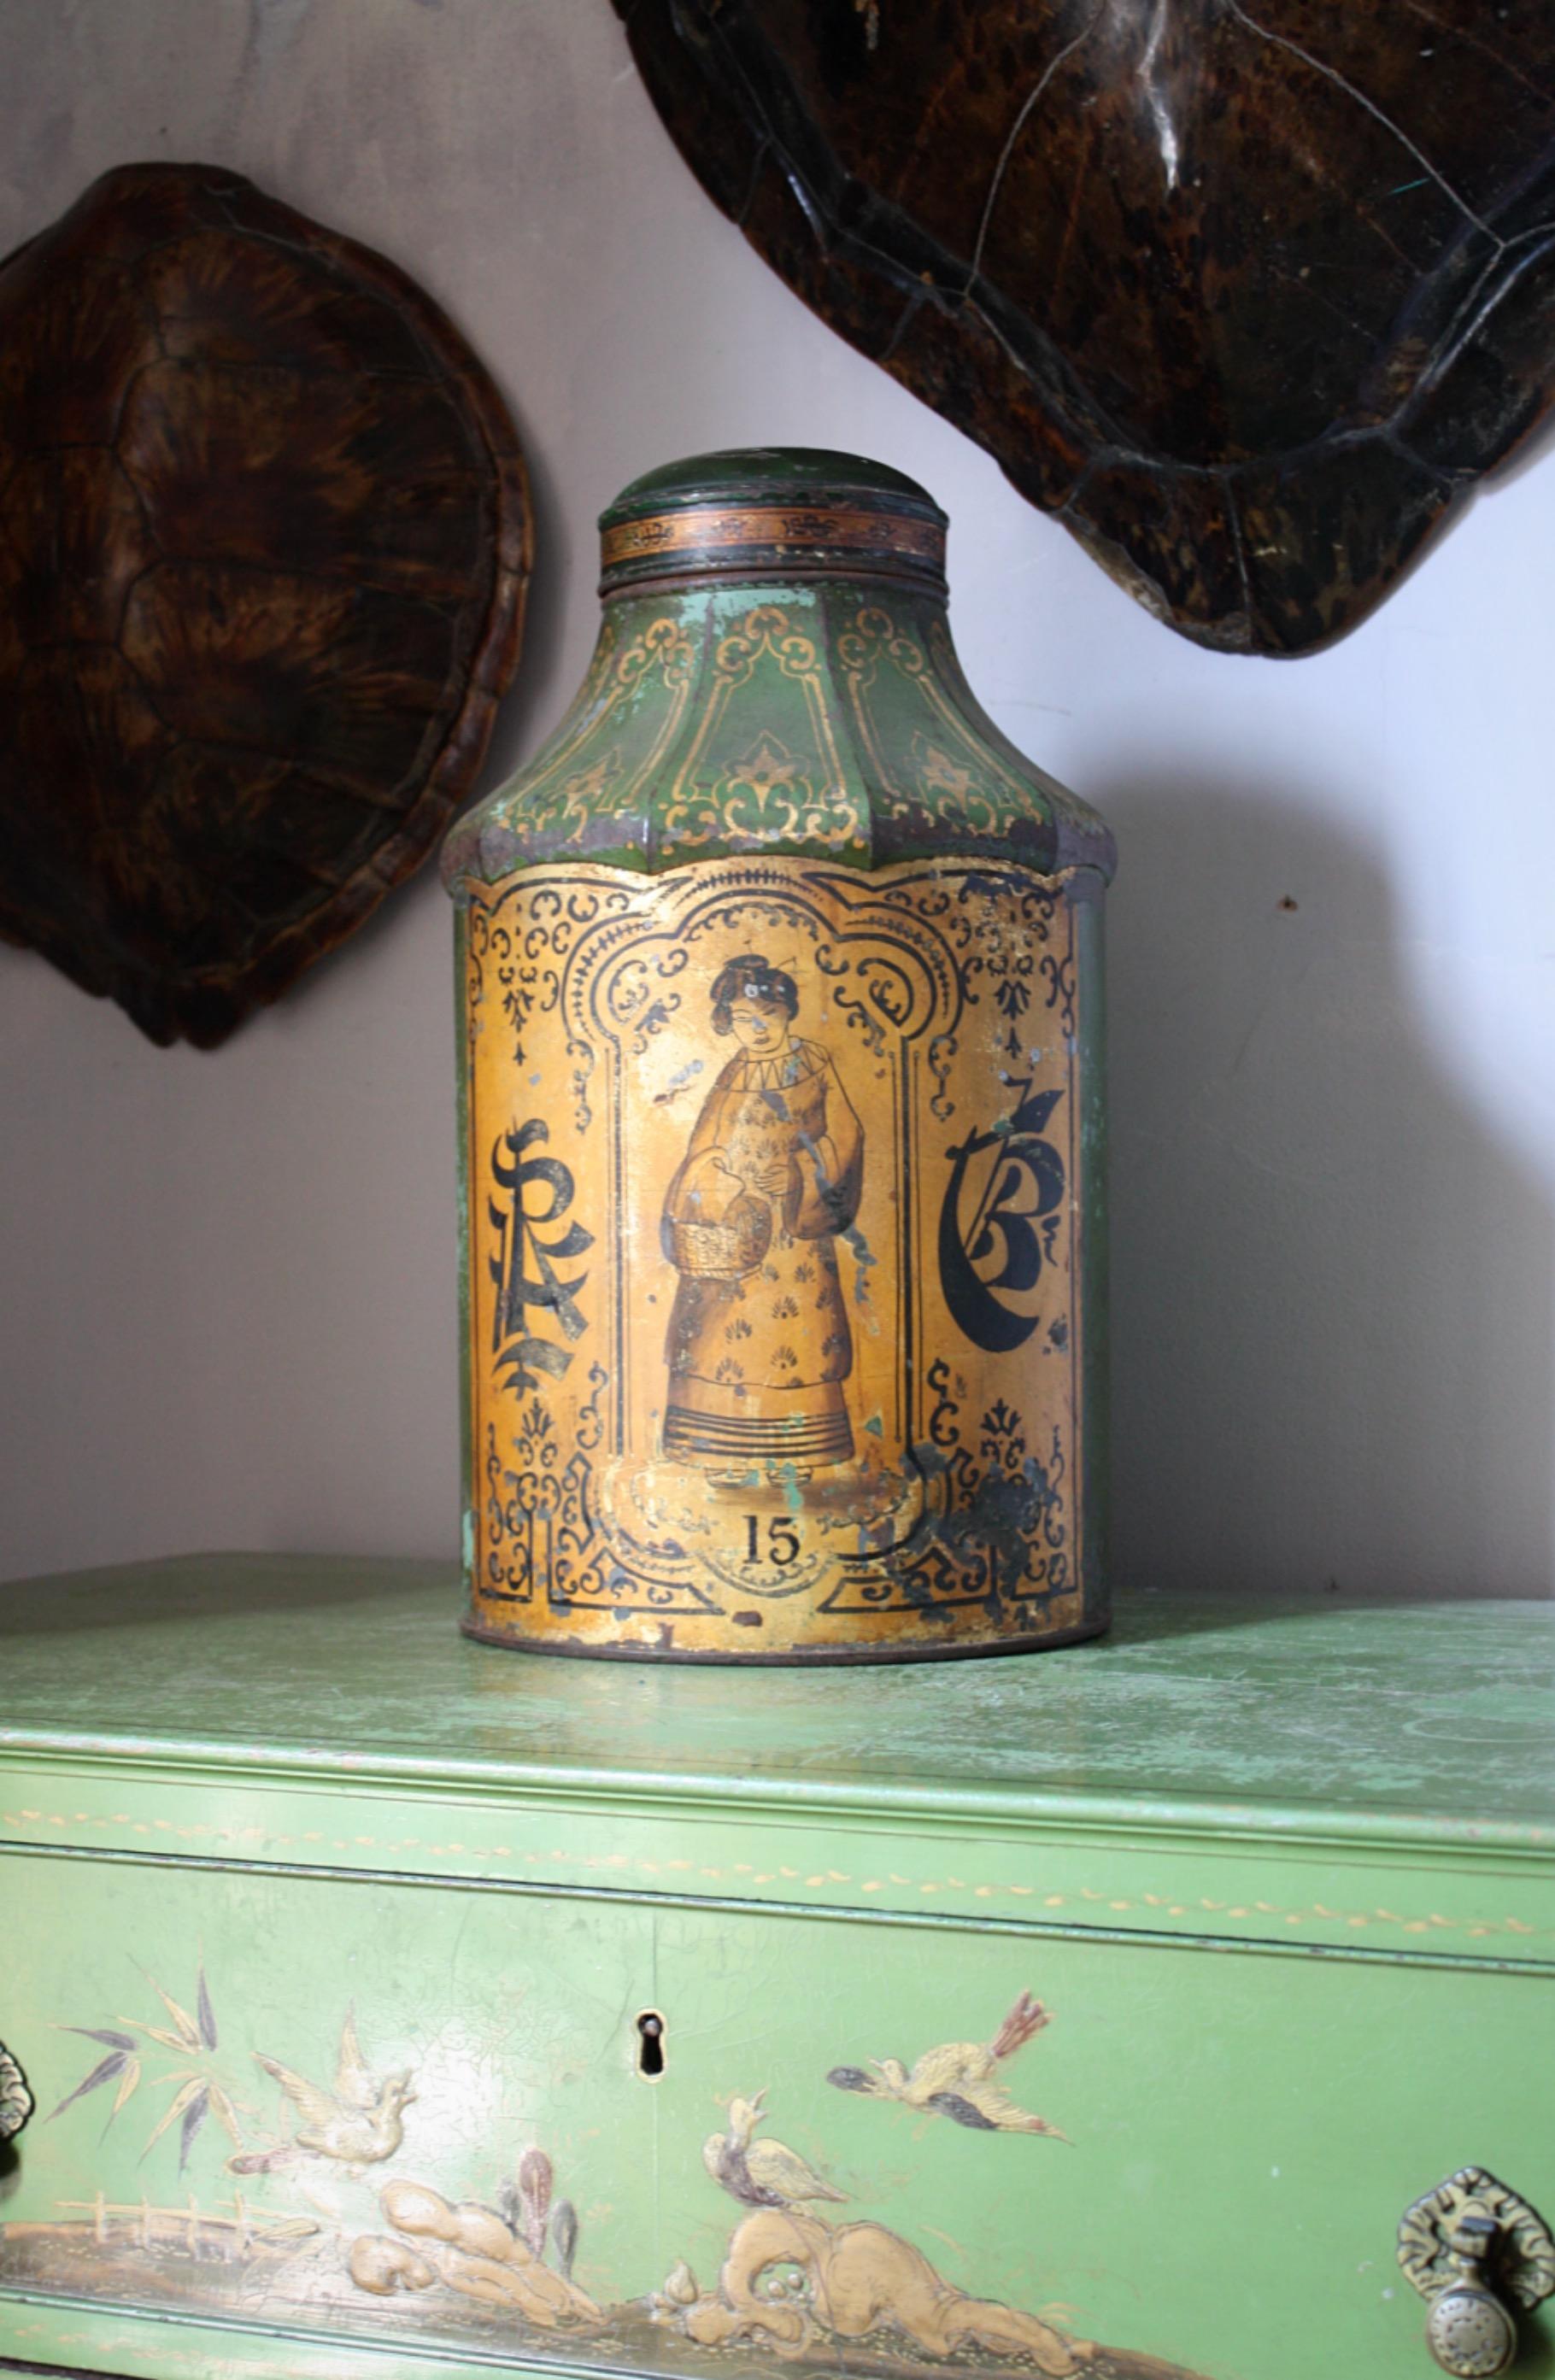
3;1558;1553;2380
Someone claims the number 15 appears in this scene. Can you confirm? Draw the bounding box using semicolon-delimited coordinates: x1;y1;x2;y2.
745;1515;801;1567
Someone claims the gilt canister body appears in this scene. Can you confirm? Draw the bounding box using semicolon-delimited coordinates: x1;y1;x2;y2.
443;450;1115;1662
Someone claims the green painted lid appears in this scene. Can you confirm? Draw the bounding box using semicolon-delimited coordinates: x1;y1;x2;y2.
601;447;946;525
598;446;948;595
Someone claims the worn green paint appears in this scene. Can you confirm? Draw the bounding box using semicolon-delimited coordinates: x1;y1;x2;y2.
437;454;1114;888
451;900;476;1598
5;1556;1554;1842
3;1556;1554;2380
440;580;1113;887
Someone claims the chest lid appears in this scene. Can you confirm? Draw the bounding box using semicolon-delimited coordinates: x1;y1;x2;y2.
3;1555;1552;1865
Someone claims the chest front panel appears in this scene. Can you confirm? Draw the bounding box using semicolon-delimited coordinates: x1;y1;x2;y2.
4;1835;1552;2380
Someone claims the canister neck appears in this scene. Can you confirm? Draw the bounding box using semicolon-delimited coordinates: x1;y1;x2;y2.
598;448;948;599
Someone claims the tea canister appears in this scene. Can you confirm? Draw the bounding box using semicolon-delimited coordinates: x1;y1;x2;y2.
443;449;1115;1662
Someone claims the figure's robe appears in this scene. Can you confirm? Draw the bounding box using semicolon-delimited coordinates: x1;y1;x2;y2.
661;1040;863;1466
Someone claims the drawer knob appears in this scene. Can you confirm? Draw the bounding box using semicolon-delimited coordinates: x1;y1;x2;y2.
0;2042;32;2143
1400;2167;1555;2377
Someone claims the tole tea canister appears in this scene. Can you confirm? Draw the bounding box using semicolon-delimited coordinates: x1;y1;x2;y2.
443;449;1115;1662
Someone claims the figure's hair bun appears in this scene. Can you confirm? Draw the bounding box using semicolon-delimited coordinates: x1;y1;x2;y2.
709;953;800;1032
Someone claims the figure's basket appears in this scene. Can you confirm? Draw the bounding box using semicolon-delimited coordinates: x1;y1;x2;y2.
667;1196;771;1280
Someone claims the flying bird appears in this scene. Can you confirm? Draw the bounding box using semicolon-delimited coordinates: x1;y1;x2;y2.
826;1989;1065;2137
703;2090;847;2210
230;2012;415;2172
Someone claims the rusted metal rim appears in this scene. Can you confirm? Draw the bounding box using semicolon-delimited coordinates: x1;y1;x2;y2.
460;1615;1107;1664
600;498;947;596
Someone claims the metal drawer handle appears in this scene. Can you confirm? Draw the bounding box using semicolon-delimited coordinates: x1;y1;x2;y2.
1400;2166;1555;2376
0;2042;32;2143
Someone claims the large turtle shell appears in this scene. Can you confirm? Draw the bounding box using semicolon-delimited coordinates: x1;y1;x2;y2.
0;163;531;1046
613;0;1555;655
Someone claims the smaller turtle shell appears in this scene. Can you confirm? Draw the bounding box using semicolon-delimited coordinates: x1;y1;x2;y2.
0;163;531;1046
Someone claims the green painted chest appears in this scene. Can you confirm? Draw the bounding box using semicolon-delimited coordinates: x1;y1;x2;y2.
3;1559;1553;2380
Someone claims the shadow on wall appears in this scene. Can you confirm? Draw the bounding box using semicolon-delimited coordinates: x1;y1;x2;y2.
478;414;575;794
1098;771;1552;1602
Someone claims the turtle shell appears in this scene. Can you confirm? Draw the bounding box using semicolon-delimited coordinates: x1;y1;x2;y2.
613;0;1555;656
0;163;531;1046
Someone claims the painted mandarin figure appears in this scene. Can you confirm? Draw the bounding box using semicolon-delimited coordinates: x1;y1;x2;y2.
444;449;1115;1659
661;956;863;1474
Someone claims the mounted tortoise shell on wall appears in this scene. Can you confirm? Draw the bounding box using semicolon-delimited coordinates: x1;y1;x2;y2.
0;163;531;1046
613;0;1555;655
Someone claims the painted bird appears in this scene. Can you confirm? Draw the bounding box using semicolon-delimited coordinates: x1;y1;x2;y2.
826;1989;1065;2136
703;2090;848;2210
230;2013;415;2172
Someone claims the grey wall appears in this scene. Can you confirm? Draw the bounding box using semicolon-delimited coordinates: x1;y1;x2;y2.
3;0;1553;1596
